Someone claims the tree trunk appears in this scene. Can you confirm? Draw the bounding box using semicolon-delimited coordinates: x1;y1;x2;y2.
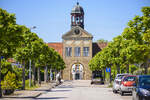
117;64;120;74
44;66;48;83
32;61;36;85
0;58;2;98
37;67;41;85
49;66;52;82
144;61;149;75
29;60;31;87
109;68;111;83
103;69;105;83
126;64;129;73
22;60;25;90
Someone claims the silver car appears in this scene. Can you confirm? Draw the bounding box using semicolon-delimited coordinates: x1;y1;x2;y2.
113;74;128;93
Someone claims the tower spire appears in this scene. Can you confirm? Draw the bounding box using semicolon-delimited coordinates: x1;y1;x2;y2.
71;2;84;29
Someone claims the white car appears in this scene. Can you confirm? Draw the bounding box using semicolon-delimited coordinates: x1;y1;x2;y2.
113;74;128;93
119;75;136;96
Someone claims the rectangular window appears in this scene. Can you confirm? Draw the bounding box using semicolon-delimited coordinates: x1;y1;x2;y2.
75;47;80;57
65;47;72;57
83;47;89;56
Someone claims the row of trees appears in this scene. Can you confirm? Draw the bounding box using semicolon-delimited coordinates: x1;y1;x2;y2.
0;8;65;97
89;7;150;81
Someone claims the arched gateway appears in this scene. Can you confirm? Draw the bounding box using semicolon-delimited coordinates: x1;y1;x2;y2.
71;63;83;80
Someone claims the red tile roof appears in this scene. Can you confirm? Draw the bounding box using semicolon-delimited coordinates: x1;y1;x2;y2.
97;42;108;49
92;42;108;57
47;43;63;56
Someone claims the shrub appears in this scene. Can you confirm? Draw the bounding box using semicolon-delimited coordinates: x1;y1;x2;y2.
1;71;18;90
1;60;13;80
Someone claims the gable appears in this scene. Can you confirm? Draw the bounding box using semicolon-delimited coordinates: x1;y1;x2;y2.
62;26;93;40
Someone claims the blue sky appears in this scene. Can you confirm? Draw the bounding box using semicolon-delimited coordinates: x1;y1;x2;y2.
0;0;150;42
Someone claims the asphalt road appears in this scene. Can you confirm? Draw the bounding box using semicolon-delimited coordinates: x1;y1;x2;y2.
2;80;132;100
35;80;132;100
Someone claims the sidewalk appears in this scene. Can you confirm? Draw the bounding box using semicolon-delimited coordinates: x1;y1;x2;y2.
2;81;57;99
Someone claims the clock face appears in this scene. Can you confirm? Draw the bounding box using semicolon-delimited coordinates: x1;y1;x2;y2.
74;29;80;35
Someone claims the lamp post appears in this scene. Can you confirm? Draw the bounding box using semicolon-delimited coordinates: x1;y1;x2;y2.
29;26;36;87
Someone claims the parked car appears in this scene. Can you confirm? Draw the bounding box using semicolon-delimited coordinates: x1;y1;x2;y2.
113;73;128;93
132;75;150;100
91;71;104;84
119;75;136;96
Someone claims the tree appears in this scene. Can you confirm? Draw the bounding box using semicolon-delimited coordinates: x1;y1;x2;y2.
97;39;108;43
0;8;24;97
31;38;45;85
121;7;150;74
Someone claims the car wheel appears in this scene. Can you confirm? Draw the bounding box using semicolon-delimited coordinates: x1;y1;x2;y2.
120;91;124;96
136;95;140;100
141;97;146;100
113;90;114;93
113;90;117;93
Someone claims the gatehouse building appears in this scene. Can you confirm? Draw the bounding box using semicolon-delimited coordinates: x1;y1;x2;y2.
48;3;107;80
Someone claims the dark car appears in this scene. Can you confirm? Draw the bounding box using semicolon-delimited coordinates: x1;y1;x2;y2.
91;71;104;84
132;75;150;100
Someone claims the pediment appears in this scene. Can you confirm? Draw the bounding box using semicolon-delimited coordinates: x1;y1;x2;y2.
62;26;93;40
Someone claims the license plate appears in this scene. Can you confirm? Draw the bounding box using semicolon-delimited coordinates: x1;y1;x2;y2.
128;88;132;91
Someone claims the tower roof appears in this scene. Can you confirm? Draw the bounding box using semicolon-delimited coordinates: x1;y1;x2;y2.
71;2;84;14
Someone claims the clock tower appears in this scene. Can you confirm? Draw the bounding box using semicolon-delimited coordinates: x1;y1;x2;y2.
62;2;93;80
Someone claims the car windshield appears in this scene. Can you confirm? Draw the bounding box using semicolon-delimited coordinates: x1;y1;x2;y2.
123;76;136;81
116;75;124;79
92;71;102;79
139;77;150;87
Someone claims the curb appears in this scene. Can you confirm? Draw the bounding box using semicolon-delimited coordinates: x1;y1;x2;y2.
2;82;59;99
2;91;43;99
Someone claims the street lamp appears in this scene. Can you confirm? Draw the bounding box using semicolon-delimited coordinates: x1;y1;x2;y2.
29;26;36;87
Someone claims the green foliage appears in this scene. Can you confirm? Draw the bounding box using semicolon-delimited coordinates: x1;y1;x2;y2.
0;8;24;58
1;60;12;80
12;66;23;81
1;71;18;90
0;8;65;96
89;7;150;75
133;68;145;75
129;65;138;74
97;39;108;43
